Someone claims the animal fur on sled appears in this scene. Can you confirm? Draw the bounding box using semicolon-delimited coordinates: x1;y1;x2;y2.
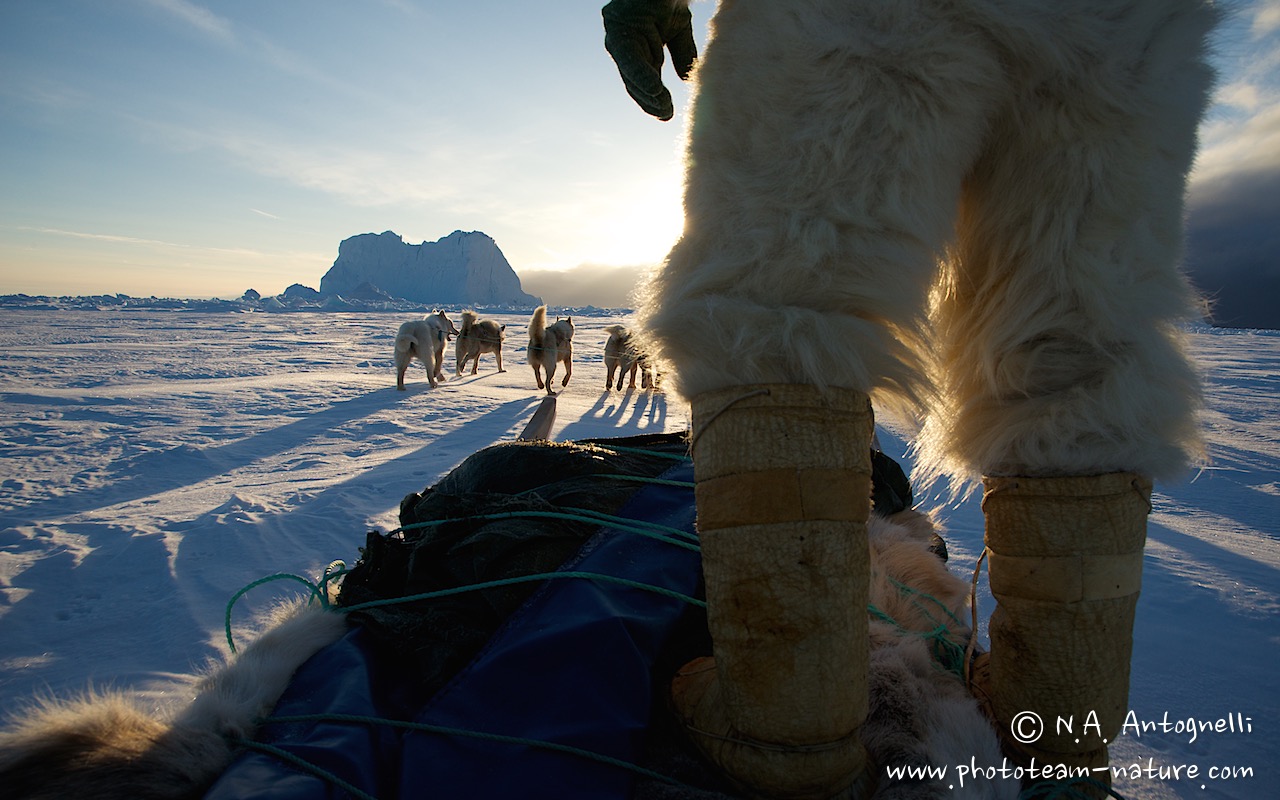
633;506;1013;800
455;309;507;376
638;0;1216;486
0;600;346;800
604;324;657;391
395;310;459;390
527;305;575;394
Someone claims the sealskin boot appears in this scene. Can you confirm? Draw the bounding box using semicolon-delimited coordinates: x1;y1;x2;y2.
976;472;1151;797
671;384;875;799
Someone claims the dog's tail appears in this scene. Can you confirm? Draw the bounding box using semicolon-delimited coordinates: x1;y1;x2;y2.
395;332;416;356
528;305;548;344
459;310;479;335
527;306;550;366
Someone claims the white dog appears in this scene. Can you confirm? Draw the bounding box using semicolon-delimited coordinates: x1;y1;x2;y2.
526;306;574;395
454;310;506;377
395;311;459;390
603;324;655;391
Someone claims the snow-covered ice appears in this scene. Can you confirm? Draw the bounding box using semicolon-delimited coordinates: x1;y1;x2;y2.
0;309;1275;799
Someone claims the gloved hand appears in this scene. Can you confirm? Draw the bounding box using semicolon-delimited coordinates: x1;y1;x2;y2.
602;0;696;121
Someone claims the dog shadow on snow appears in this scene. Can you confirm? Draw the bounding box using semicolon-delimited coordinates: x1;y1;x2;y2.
0;396;546;710
555;388;670;442
4;385;417;529
168;395;546;583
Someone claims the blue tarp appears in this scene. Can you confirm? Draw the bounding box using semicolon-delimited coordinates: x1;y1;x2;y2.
206;461;701;799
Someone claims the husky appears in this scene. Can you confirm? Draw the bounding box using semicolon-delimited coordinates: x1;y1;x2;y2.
526;306;574;395
454;310;506;377
603;324;656;391
394;311;459;390
0;600;346;800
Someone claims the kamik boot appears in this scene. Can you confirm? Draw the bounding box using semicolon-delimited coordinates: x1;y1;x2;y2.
976;472;1151;797
671;384;875;799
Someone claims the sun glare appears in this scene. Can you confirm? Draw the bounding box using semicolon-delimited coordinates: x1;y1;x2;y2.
590;174;685;268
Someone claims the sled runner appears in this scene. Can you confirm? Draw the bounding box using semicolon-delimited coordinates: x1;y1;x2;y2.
517;394;558;441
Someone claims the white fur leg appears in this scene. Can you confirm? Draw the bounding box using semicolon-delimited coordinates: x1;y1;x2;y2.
638;0;1008;417
916;0;1218;486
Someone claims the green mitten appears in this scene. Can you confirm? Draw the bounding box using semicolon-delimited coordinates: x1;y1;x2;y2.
602;0;696;121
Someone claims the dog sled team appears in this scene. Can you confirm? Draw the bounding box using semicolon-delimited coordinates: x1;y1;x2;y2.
394;306;658;396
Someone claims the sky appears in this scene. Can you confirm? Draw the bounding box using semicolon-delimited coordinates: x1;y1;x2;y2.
0;1;1277;324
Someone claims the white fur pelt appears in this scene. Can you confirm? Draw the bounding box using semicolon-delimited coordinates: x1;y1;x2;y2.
0;601;347;800
865;512;1013;798
862;510;1014;799
638;0;1217;484
527;305;576;394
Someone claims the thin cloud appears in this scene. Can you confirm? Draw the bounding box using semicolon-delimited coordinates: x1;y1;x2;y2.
121;113;478;208
138;1;362;101
28;227;177;248
213;128;515;209
1193;102;1280;188
1185;3;1280;331
250;208;282;220
1254;1;1280;35
377;0;423;16
140;0;235;44
23;226;308;262
1;78;88;111
1192;8;1280;189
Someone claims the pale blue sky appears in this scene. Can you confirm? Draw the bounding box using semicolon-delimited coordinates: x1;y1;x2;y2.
1;1;1277;318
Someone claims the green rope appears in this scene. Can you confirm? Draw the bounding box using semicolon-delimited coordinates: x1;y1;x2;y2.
340;570;706;614
227;569;705;653
225;573;326;654
397;508;700;548
557;505;699;542
886;575;966;630
593;473;694;488
513;471;694;499
230;737;380;800
224;504;702;653
261;713;698;790
866;578;969;681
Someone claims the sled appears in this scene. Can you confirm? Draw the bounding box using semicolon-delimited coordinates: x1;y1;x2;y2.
200;410;994;798
0;402;1003;800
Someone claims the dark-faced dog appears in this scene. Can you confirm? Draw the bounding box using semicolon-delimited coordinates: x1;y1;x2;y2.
455;310;506;377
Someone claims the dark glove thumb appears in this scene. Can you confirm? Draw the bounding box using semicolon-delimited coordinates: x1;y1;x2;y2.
665;3;697;80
